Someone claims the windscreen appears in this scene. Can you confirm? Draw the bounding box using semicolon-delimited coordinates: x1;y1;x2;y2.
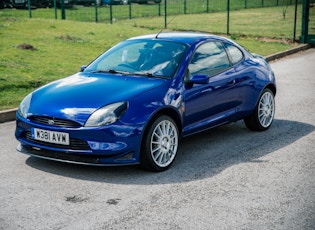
84;40;187;79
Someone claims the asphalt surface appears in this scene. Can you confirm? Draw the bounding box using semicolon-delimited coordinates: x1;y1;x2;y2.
0;49;315;230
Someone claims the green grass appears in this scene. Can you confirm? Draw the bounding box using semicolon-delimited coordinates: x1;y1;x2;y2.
0;2;302;38
2;0;299;20
114;5;302;39
0;6;299;110
1;2;302;39
0;17;155;109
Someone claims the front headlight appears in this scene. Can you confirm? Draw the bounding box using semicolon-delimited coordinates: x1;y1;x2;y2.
18;93;32;118
84;102;128;127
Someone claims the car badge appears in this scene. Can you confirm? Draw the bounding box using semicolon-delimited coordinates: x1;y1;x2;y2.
48;119;55;125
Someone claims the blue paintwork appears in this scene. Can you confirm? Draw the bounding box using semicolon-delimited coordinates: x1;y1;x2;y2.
27;73;165;125
15;32;276;166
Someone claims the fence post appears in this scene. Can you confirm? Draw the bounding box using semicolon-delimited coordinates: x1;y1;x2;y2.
184;0;186;14
227;0;230;35
293;0;298;41
28;0;32;18
95;0;98;22
301;0;309;43
61;0;66;20
206;0;209;13
129;2;132;19
164;0;167;28
110;4;113;24
54;0;57;19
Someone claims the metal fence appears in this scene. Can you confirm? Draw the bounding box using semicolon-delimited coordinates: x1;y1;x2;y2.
2;0;303;40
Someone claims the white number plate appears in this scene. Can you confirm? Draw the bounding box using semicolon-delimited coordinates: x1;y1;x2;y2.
32;128;70;146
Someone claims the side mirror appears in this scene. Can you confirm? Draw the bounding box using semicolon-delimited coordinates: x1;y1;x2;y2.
190;74;209;84
81;65;87;72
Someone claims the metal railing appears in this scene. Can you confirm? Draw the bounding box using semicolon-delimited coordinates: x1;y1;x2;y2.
2;0;302;40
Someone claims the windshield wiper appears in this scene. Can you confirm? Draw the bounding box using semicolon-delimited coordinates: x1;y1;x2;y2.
91;69;130;75
134;71;156;77
91;69;168;79
134;71;170;79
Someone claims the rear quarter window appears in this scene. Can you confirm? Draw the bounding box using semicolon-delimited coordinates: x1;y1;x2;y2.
224;43;244;65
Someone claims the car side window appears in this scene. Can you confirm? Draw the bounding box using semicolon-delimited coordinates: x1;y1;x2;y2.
188;42;231;77
224;43;244;65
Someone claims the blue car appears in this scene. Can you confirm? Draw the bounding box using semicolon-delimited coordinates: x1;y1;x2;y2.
15;32;276;172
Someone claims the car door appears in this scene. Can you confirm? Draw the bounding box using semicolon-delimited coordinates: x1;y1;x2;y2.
183;41;240;135
223;42;255;116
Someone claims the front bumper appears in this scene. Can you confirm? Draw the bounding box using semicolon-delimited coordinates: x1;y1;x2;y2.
15;114;143;166
17;143;138;166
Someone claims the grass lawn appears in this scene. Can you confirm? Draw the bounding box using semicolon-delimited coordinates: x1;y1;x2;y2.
0;8;300;110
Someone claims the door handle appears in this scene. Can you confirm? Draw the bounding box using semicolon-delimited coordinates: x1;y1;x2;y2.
227;79;236;85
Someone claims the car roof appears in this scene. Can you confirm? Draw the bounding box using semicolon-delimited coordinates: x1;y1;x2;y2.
128;32;229;46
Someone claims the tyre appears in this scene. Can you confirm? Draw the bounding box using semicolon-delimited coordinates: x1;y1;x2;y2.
244;88;275;131
141;115;179;172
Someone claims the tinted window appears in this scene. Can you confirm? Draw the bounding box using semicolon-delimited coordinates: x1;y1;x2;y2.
189;42;230;77
224;43;244;65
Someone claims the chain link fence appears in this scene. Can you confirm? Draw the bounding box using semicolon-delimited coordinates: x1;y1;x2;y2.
1;0;303;40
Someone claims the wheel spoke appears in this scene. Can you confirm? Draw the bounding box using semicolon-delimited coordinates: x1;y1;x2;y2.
161;122;167;135
258;91;274;128
156;152;164;164
161;153;167;165
152;145;160;154
155;126;162;137
150;119;178;168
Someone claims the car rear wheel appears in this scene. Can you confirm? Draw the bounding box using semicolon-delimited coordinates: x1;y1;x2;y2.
141;115;179;172
244;88;275;131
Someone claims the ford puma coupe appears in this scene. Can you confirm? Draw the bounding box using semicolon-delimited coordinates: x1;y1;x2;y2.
15;32;276;171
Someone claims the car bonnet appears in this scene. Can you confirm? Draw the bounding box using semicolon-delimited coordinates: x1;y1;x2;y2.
27;72;165;125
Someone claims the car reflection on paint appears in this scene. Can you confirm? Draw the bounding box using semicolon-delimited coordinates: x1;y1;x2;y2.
15;32;276;172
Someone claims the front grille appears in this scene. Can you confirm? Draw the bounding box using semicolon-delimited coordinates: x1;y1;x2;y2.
22;131;90;150
30;116;81;128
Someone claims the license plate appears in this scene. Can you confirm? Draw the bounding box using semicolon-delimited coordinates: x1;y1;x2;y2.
32;128;70;146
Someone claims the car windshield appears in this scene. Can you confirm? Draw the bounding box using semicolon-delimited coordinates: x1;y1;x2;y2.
84;40;187;79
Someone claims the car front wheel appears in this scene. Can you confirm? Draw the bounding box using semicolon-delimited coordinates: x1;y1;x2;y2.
244;88;275;131
141;115;179;172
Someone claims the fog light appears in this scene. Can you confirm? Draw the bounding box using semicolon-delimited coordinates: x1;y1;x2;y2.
88;141;127;151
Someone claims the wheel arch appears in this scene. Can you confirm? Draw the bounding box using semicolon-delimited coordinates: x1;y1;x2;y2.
265;83;276;96
139;107;182;171
145;107;182;136
140;107;182;150
252;83;276;114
